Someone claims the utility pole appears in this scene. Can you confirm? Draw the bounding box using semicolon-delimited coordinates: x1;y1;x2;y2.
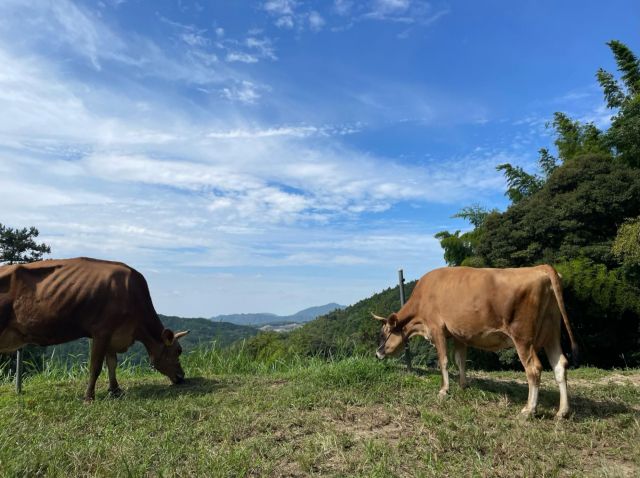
398;269;412;371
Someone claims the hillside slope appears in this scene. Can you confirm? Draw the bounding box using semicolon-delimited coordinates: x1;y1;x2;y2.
286;282;417;357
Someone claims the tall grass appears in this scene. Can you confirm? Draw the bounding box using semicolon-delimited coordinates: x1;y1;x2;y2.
0;341;391;387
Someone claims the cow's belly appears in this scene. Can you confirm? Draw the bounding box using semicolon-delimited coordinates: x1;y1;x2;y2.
464;331;514;352
0;328;23;353
109;324;136;353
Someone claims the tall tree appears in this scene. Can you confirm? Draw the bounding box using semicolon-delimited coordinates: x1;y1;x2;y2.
598;40;640;167
607;40;640;96
0;224;51;264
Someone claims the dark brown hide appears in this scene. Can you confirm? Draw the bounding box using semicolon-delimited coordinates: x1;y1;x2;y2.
0;258;189;400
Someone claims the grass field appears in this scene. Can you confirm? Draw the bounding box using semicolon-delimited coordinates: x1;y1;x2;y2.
0;350;639;477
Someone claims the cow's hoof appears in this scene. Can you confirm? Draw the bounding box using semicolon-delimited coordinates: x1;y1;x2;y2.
519;408;534;420
438;389;448;400
83;396;95;404
555;409;569;420
108;387;124;398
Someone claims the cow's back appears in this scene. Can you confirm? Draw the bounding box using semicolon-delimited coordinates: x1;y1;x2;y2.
412;266;553;347
6;258;143;345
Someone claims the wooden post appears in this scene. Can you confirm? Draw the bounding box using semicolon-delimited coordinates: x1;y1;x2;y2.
398;269;412;371
15;349;23;394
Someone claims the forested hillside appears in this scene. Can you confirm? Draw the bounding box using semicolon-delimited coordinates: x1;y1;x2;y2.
0;315;258;377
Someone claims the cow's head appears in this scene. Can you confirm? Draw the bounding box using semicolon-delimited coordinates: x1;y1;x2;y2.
151;329;190;384
372;312;405;359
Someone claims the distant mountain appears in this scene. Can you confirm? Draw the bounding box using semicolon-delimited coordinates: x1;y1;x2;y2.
211;303;345;326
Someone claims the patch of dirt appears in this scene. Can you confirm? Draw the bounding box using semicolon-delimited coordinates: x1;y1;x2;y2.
571;373;640;388
468;371;640;388
321;404;422;444
268;379;289;389
262;460;305;478
577;449;640;478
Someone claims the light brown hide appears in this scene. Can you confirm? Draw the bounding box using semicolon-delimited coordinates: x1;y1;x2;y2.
375;265;577;418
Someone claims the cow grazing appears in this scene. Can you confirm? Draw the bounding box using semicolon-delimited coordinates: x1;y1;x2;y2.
0;257;190;401
373;265;578;418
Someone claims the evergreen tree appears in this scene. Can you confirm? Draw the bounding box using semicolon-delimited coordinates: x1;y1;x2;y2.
0;224;51;264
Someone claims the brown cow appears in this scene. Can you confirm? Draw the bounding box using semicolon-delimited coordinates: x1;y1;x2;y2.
373;265;578;418
0;257;190;401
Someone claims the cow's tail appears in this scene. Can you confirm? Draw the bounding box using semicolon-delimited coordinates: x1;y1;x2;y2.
545;265;580;367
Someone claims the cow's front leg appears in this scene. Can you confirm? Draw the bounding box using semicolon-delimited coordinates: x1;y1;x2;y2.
106;352;123;397
432;331;449;398
85;337;108;402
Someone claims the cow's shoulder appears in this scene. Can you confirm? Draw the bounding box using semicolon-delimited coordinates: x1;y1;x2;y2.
0;264;17;293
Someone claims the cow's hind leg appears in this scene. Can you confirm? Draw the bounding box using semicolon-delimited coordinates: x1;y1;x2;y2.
85;337;108;402
453;340;468;389
106;352;123;397
515;342;543;418
432;331;449;398
545;338;570;419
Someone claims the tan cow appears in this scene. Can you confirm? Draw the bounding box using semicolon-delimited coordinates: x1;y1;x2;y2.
0;257;190;401
373;265;578;418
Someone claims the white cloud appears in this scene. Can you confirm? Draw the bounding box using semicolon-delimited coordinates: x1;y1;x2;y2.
308;11;326;31
206;124;361;139
226;52;259;63
263;0;296;16
181;32;209;47
220;80;263;103
334;0;353;16
275;15;295;29
245;37;277;60
363;0;449;26
0;0;128;70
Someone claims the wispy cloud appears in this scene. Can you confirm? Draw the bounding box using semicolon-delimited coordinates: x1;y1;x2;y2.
220;80;264;103
308;11;326;31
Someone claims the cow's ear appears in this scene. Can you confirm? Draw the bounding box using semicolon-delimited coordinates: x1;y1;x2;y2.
387;313;398;328
174;330;190;340
161;328;175;346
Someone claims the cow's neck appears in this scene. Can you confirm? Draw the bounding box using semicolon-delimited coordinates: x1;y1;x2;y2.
396;299;429;339
401;316;431;341
135;317;165;357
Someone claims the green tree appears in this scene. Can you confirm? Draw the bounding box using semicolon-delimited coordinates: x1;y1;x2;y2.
551;113;608;162
434;231;474;266
495;163;543;204
598;40;640;167
612;216;640;277
0;224;51;264
453;204;492;228
436;205;492;267
479;154;640;267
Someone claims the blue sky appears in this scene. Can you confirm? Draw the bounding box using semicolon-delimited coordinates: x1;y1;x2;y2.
0;0;638;316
